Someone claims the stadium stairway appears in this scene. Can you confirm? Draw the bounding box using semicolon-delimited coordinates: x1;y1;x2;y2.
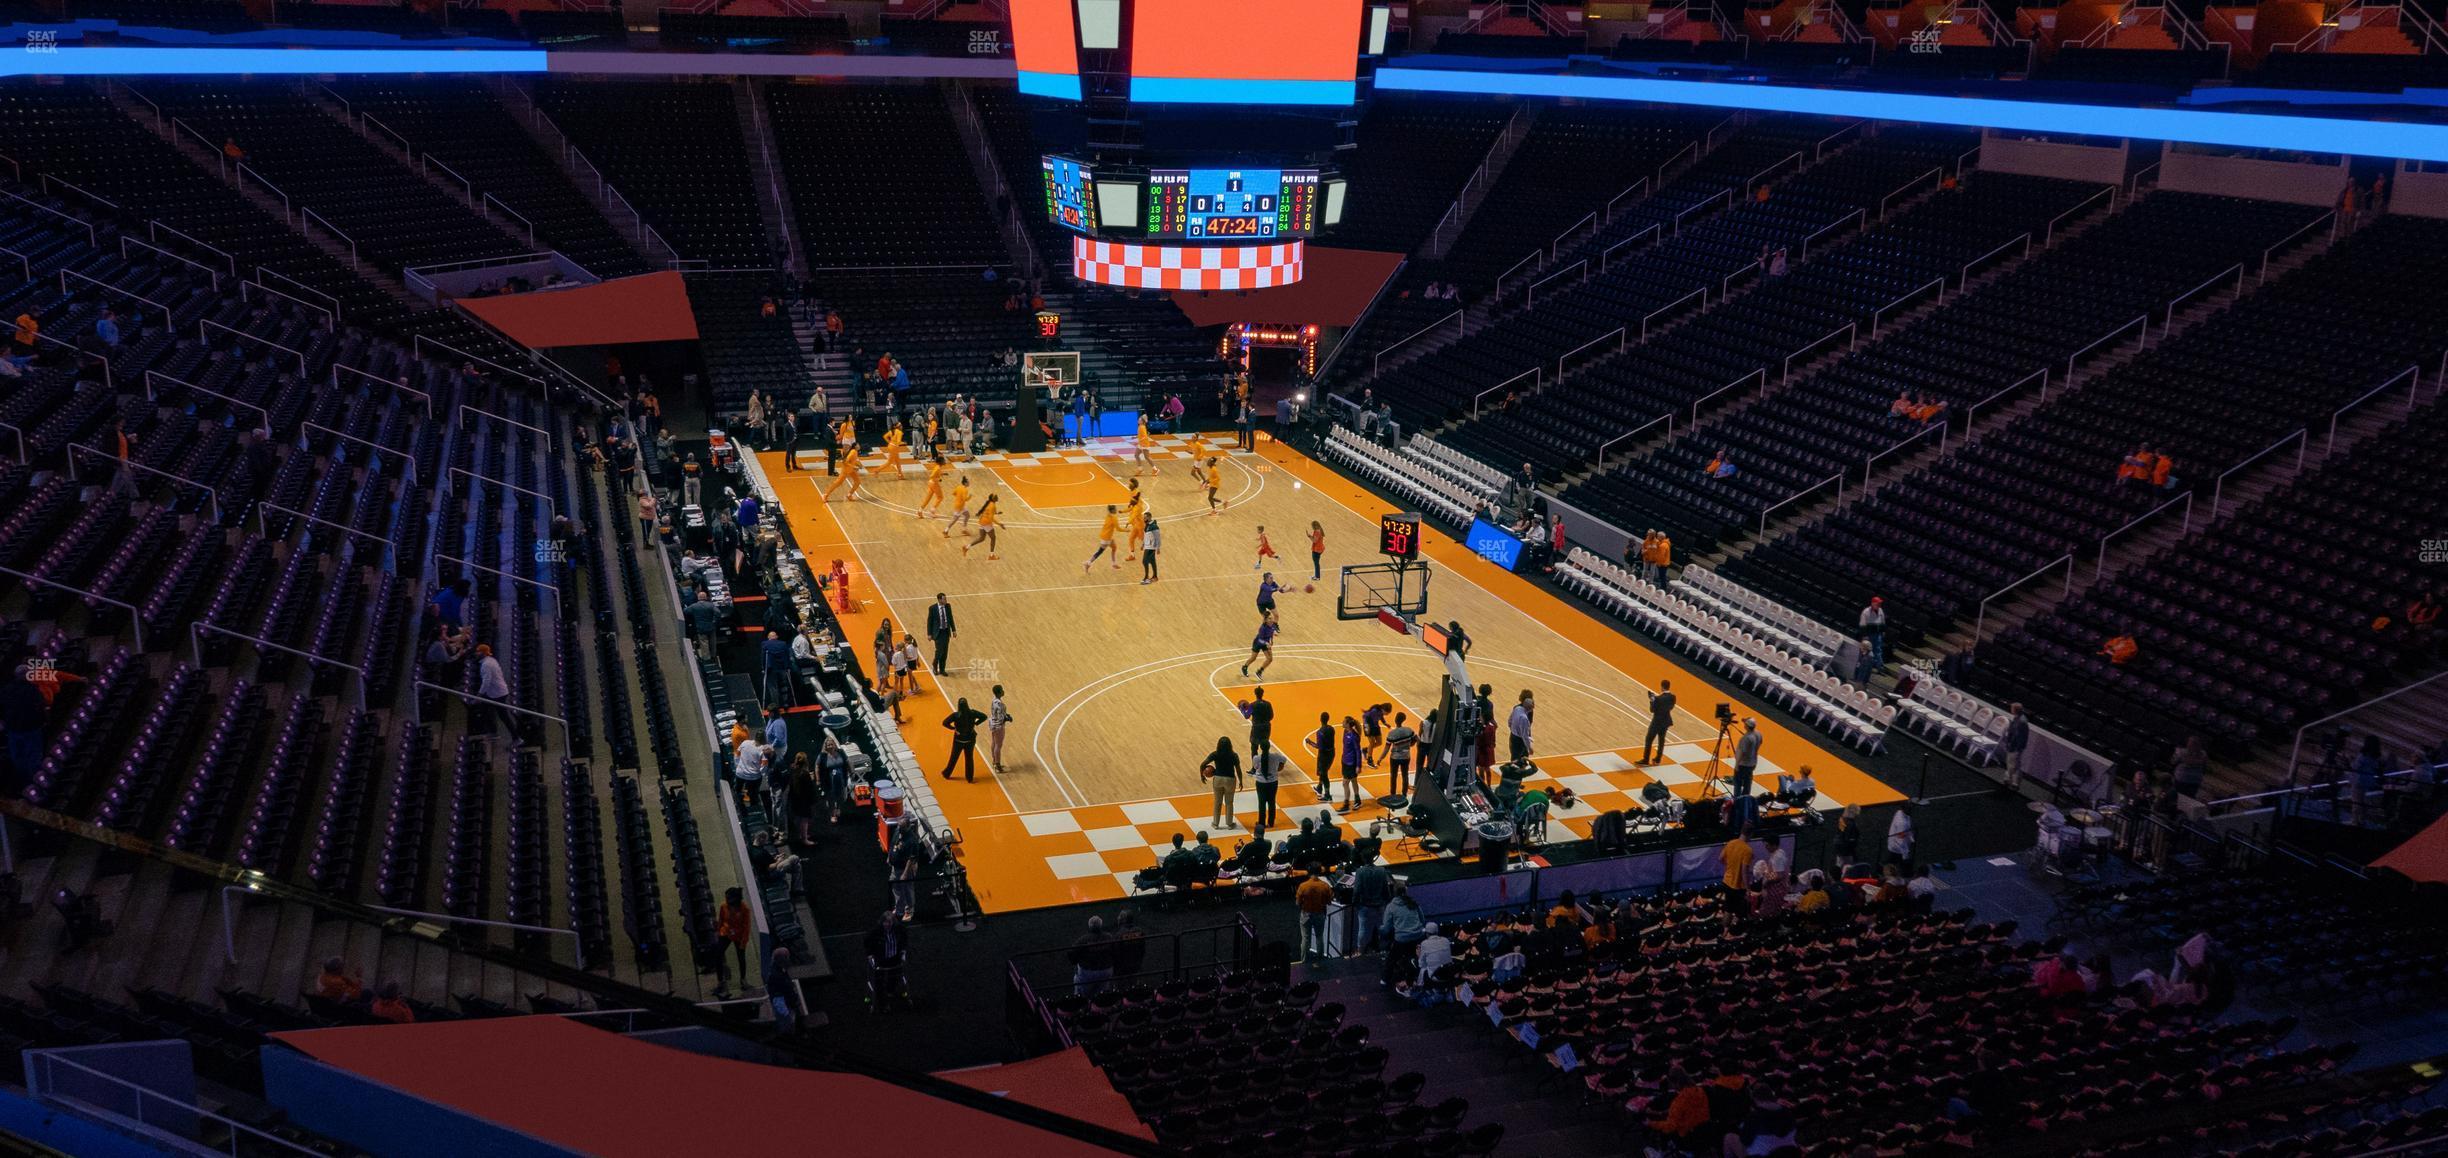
733;76;808;277
298;85;542;264
487;77;679;269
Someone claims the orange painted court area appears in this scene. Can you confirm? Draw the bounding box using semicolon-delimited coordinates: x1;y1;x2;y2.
989;461;1136;510
757;440;1901;914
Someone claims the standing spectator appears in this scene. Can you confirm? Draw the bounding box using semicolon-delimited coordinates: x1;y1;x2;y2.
1730;716;1762;800
817;736;851;824
1506;690;1535;764
1641;679;1676;765
925;592;957;675
784;753;818;846
1070;916;1117;995
732;729;770;810
1234;399;1255;451
1831;804;1862;871
636;489;658;542
474;645;519;741
1295;871;1333;965
1244;686;1274;770
1203;736;1243;830
1385;712;1418;797
1338;716;1363;810
763;706;789;774
761;631;796;709
685;588;721;661
1310;712;1337;801
1112;910;1147;980
1860;597;1888;670
713;888;754;996
2171;735;2210;802
986;684;1013;773
2000;703;2032;791
1251;737;1281;828
767;947;804;1030
1379;889;1427;985
1139;517;1161;584
872;618;896;688
1885;806;1915;868
1351;859;1392;954
940;697;986;783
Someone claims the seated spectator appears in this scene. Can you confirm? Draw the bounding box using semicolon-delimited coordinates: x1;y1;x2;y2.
2100;633;2139;665
2150;450;2176;489
1189;831;1221;868
1232;826;1272;880
1792;870;1832;913
1889;391;1915;418
2116;445;2153;484
1774;764;1817;804
369;982;414;1024
315;957;363;1003
1703;449;1737;479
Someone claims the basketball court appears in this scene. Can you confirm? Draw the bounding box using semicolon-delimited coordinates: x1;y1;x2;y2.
758;432;1903;914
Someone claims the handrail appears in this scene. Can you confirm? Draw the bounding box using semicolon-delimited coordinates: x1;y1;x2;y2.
1963;367;2048;429
430;554;558;597
2327;363;2421;452
301;421;418;489
1527;260;1587;307
318;84;352;120
59;268;174;328
2208;427;2308;520
1602;224;1663;272
242;276;337;329
2093;491;2193;579
483;194;539;247
446;465;560;515
2161;261;2244;335
1955;232;2030;289
416;334;543;389
1557;327;1626;379
2065;314;2149;382
1782;321;1856;384
1864;419;1946;479
1878;167;1941;220
172;118;228;178
0;151;15;181
1871;277;1946;336
199;317;307;375
236;163;291;223
29;1049;318;1156
1721;259;1761;299
333;364;431;417
0;420;23;464
1604;176;1652;222
301;207;358;269
1550;211;1597;259
145;370;272;433
2278;669;2448;798
1674;188;1731;234
253;266;341;322
150;222;235;275
1495;251;1541;292
1814;121;1863;160
0;560;147;652
1973;553;2073;640
2044;183;2116;245
1799;208;1865;260
0;245;24;281
1473;367;1541;418
0;188;95;246
192;621;369;706
1743;151;1805;195
1689;368;1767;425
458;401;556;450
425;155;476;206
1371;307;1464;377
2127;159;2163;196
1655;141;1698;186
1759;472;1845;533
1641;287;1707;340
39;174;120;213
120;234;220;290
2258;210;2333;283
111;80;164;130
362;112;415;159
1596;411;1672;468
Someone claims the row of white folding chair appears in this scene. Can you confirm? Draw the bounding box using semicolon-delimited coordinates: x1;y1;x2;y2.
1410;436;1508;488
1672;580;1834;667
1683;567;1847;653
1330;435;1472;526
1714;620;1888;751
1399;444;1492;498
1902;681;2003;763
1343;430;1479;511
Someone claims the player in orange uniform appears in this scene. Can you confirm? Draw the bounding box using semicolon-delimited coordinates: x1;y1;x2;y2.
1123;482;1146;561
823;448;864;502
1132;415;1157;476
963;494;1002;560
1253;525;1280;571
881;424;906;479
1084;504;1123;571
941;476;974;536
916;456;948;518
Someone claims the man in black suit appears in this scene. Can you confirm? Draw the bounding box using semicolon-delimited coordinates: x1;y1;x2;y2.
925;592;957;675
1642;679;1676;765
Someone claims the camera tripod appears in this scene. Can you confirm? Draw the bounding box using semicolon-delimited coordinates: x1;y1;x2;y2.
1694;718;1735;801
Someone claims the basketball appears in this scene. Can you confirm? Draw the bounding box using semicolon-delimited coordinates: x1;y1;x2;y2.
1236;700;1252;716
1303;583;1315;593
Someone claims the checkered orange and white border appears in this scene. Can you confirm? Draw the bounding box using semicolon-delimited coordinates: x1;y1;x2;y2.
1072;238;1305;291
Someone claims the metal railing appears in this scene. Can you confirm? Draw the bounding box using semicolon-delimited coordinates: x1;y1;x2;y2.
1689;368;1767;425
1798;207;1864;260
39;174;119;213
2127;159;2163;196
192;622;367;706
425;155;476;206
1605;176;1653;222
0;561;146;651
252;502;395;565
1372;307;1464;377
1973;553;2073;640
484;194;537;246
364;112;416;159
221;884;583;971
2160;261;2243;336
1870;277;1945;336
1879;167;1941;220
253;267;340;322
1596;412;1672;468
1864;420;1946;479
2065;314;2149;382
458;402;557;449
150;222;235;276
240;277;336;329
1760;471;1844;533
1474;367;1542;417
143;371;271;434
1550;211;1598;259
236;163;291;224
2327;363;2421;451
2258;211;2334;282
1557;327;1626;379
2279;669;2448;797
1;188;95;246
332;364;431;417
1782;322;1856;384
29;1048;320;1158
410;677;573;746
300;421;418;484
1955;232;2030;289
1721;259;1761;299
1674;188;1731;234
0;244;25;281
445;465;560;515
2208;428;2307;520
2044;184;2116;245
1602;224;1663;272
59;268;172;328
121;234;220;290
198;317;307;375
416;334;543;390
1495;251;1541;294
1642;287;1706;340
300;207;358;270
172;118;228;178
1744;151;1805;194
1962;367;2048;429
2092;491;2193;579
1527;260;1587;307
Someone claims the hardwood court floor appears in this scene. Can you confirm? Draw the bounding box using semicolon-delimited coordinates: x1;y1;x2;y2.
758;435;1900;914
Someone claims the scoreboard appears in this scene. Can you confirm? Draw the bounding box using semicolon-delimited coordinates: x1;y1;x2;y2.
1146;168;1320;240
1042;156;1097;234
1379;511;1422;561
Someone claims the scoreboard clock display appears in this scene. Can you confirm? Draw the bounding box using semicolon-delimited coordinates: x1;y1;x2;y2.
1379;511;1423;561
1147;168;1321;240
1041;156;1097;234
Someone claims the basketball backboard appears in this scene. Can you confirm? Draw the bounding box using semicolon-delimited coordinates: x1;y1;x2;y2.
1336;560;1430;621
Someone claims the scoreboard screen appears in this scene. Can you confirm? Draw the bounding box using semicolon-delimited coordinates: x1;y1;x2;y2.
1145;168;1320;240
1379;511;1422;561
1042;156;1098;234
